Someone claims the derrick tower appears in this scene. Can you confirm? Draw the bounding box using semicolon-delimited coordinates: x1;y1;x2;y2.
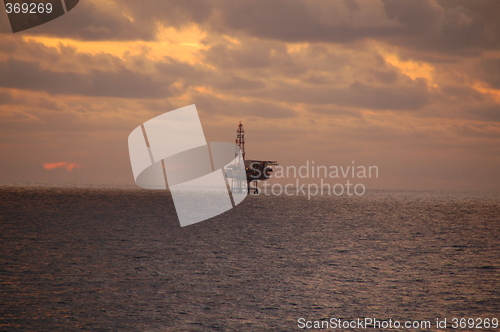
235;121;245;160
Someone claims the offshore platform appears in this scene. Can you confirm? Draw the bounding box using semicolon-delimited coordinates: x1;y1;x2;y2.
226;122;278;194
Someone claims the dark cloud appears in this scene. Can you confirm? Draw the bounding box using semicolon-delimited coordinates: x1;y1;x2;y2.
307;106;362;118
212;0;500;54
367;69;399;84
382;0;500;54
477;58;500;89
0;90;13;104
4;0;497;57
200;37;404;90
440;85;485;102
0;58;175;98
155;57;209;85
124;1;213;31
255;79;430;110
211;75;266;91
452;123;500;139
213;0;396;44
191;91;297;119
225;0;497;58
156;55;267;92
201;39;303;78
462;105;500;123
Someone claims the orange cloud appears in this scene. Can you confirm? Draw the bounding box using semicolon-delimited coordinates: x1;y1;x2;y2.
43;162;81;172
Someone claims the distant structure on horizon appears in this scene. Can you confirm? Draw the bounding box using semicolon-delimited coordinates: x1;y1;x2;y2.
227;122;278;194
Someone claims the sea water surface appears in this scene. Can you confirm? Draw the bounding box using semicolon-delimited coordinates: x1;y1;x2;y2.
1;187;499;331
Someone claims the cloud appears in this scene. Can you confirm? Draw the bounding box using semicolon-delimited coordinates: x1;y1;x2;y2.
213;0;398;42
43;162;81;172
477;58;500;89
462;105;500;123
0;58;175;98
191;91;297;119
247;79;431;110
0;90;13;104
3;0;497;58
213;0;500;54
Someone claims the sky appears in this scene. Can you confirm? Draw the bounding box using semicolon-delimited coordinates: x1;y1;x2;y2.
0;0;499;191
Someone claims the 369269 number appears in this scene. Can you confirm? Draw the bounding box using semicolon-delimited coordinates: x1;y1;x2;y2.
451;318;499;329
5;2;53;14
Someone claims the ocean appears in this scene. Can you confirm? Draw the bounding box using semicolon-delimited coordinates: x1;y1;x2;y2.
1;187;499;331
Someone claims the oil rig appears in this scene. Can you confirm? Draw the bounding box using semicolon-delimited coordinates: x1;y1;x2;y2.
226;122;278;194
